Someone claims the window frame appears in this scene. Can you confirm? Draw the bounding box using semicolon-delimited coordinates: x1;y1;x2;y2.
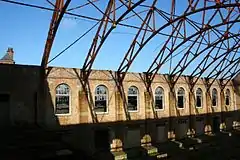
177;87;185;109
196;88;203;108
127;86;139;112
225;89;230;106
154;86;165;111
94;84;109;114
212;88;218;107
55;83;71;116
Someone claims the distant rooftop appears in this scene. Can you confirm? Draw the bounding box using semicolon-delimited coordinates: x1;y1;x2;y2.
0;48;15;64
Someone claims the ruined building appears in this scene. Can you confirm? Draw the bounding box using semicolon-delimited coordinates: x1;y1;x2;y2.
0;47;15;64
0;48;240;159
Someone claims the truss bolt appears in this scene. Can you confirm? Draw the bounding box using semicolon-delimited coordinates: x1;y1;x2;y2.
112;23;116;28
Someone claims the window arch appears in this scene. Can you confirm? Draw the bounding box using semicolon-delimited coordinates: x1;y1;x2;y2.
212;88;218;107
127;86;138;111
196;88;203;108
155;87;164;110
225;89;230;106
95;85;108;113
177;87;185;109
55;83;70;114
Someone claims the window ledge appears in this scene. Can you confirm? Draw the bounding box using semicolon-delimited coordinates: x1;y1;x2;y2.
196;107;203;109
96;112;109;115
177;107;185;110
155;109;164;111
128;110;139;113
55;113;71;116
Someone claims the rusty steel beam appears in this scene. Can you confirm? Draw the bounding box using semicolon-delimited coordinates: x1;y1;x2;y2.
2;0;237;51
117;1;240;88
168;24;240;86
167;33;239;89
81;0;145;83
117;0;157;82
67;0;100;11
145;20;240;90
189;41;240;89
41;0;71;68
220;65;240;89
207;55;240;89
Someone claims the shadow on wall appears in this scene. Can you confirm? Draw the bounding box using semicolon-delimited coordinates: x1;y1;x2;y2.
0;64;60;127
0;64;240;160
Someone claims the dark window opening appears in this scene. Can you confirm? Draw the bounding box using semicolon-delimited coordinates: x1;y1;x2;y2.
155;98;163;109
225;89;230;106
212;88;217;107
155;87;164;110
55;84;70;114
95;85;108;113
212;98;217;106
128;96;138;111
128;86;138;111
56;96;69;114
178;96;184;108
196;96;202;107
177;88;185;109
226;97;230;106
196;88;202;108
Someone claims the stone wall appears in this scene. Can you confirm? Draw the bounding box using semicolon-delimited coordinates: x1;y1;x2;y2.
0;64;239;155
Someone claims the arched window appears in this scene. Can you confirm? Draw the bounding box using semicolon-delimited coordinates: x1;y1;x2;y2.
212;88;217;107
196;88;203;108
225;89;230;106
55;84;70;114
95;85;108;113
155;87;164;110
177;87;185;109
128;86;138;111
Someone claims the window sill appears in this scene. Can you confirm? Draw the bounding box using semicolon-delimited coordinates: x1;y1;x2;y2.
177;107;184;110
95;112;109;115
155;109;164;111
128;110;139;113
196;107;203;109
55;113;71;116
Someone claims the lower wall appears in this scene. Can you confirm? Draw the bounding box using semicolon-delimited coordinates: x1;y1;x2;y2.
60;111;240;156
1;64;240;156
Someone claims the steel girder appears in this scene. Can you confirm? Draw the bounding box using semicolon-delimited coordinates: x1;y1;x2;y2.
2;0;240;87
205;49;240;90
116;1;240;88
189;39;240;90
147;22;240;90
167;26;240;89
146;2;240;90
80;0;145;85
41;0;71;68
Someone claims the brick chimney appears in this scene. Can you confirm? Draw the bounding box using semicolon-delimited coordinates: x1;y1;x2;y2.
0;47;15;64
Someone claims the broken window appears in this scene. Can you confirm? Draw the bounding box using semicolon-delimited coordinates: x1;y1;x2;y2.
225;89;230;106
55;84;70;114
177;87;185;109
128;86;138;111
155;87;164;110
95;85;108;113
212;88;217;107
196;88;202;108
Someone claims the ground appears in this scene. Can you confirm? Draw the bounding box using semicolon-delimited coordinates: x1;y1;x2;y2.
0;126;240;160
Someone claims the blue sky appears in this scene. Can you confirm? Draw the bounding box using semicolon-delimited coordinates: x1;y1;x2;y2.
0;0;164;72
0;0;239;77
